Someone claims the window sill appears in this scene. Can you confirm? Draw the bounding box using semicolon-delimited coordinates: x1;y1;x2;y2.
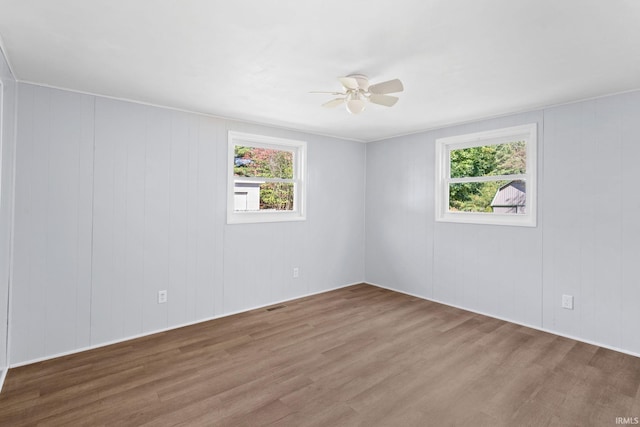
436;211;536;227
227;211;306;225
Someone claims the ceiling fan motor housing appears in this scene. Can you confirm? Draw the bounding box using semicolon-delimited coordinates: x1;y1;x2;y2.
346;74;370;91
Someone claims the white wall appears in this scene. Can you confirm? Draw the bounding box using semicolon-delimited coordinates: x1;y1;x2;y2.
10;81;640;364
12;85;95;360
542;92;640;354
10;84;366;365
0;46;16;373
366;91;640;356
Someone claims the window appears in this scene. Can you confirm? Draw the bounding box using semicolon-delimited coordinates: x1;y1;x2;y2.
228;131;306;224
435;123;537;227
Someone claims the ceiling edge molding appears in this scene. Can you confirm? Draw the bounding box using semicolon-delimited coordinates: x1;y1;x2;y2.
15;80;369;144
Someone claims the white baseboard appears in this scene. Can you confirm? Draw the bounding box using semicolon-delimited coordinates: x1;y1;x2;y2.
9;281;363;368
11;280;639;368
366;281;640;359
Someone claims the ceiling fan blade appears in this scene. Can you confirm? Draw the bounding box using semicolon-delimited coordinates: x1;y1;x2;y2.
339;77;359;90
369;94;399;107
368;79;404;94
322;98;346;108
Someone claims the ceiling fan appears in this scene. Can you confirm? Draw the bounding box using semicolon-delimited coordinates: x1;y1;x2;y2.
311;74;404;115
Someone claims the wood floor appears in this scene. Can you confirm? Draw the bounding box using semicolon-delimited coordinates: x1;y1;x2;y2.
1;284;639;426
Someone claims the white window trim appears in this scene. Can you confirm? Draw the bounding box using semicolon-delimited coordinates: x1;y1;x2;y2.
227;131;307;224
435;123;537;227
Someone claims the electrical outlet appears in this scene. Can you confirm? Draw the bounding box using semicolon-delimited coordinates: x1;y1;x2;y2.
561;294;573;310
293;267;299;278
158;290;168;304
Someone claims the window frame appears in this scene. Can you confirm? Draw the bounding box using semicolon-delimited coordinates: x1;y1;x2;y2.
227;131;307;224
435;123;537;227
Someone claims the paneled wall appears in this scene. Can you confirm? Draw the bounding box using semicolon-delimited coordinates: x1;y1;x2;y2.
10;81;640;364
11;84;366;365
12;86;95;360
542;92;640;354
366;92;640;356
366;111;543;325
90;99;222;344
0;47;17;372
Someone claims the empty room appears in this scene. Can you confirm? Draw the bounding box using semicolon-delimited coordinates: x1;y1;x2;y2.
0;1;639;425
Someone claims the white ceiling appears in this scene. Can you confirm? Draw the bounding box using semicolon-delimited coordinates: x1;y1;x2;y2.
1;0;639;142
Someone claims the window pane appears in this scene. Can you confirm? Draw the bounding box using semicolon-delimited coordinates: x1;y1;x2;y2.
449;180;526;214
259;182;294;211
234;146;293;179
233;181;294;212
450;141;526;178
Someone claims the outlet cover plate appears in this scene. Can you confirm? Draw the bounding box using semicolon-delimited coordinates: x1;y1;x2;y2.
561;294;573;310
158;290;168;304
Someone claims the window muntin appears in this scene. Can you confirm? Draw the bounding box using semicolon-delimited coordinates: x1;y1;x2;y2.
228;132;306;224
435;123;537;227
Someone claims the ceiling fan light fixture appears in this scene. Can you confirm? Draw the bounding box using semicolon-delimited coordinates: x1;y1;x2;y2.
346;98;366;115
